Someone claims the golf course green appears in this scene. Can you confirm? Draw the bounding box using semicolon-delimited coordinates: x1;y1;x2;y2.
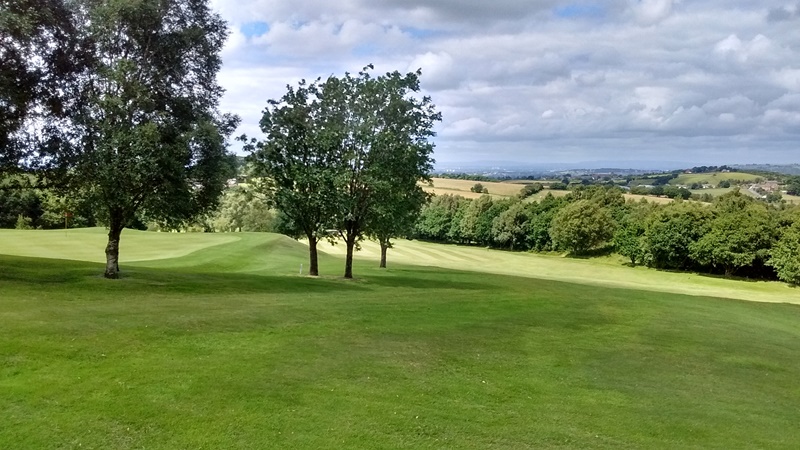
2;228;799;448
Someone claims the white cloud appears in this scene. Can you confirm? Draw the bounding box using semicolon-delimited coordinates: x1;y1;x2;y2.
214;0;800;165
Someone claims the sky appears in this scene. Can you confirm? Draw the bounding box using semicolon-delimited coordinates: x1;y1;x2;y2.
211;0;800;168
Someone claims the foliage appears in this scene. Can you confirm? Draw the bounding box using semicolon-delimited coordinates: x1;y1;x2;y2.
690;200;776;276
642;202;711;270
524;193;567;251
550;199;615;255
245;78;341;276
0;0;90;173
470;182;488;194
518;182;543;199
491;201;531;250
768;222;800;284
331;67;440;277
32;0;238;278
613;203;652;265
211;186;275;232
414;194;465;241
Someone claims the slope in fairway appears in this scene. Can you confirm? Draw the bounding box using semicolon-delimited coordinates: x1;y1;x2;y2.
0;228;238;263
317;238;800;304
2;230;800;448
0;230;800;449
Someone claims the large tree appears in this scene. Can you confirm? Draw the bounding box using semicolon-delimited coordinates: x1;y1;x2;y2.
245;78;343;276
550;199;615;255
46;0;238;278
332;67;440;279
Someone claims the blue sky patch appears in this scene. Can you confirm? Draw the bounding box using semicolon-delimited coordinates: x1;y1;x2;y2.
554;4;605;19
240;21;269;38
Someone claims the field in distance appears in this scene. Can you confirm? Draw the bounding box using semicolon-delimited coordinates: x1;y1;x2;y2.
425;177;674;204
2;229;800;448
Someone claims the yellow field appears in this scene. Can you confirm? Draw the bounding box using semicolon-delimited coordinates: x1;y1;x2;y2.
426;178;526;197
623;193;674;204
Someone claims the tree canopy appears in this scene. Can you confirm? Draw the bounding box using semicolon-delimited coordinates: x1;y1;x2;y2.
6;0;239;278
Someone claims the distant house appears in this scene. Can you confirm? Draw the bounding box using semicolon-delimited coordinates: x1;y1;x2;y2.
226;178;239;188
761;181;780;192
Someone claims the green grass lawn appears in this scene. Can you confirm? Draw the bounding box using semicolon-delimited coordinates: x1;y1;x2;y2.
3;230;800;448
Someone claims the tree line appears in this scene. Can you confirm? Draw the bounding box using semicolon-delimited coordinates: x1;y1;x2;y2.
412;186;800;285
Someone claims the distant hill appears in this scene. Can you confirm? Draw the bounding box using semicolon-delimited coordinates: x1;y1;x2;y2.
732;164;800;176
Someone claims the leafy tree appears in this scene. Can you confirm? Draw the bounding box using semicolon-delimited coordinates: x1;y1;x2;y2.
613;202;654;265
1;0;90;173
414;194;464;241
246;78;342;276
690;203;775;276
491;201;531;250
459;194;493;244
470;182;488;194
642;202;711;270
518;183;543;199
550;200;615;255
0;176;41;227
446;196;470;243
786;177;800;196
368;185;429;268
768;222;800;284
211;186;275;232
51;0;238;278
525;193;567;251
331;67;440;278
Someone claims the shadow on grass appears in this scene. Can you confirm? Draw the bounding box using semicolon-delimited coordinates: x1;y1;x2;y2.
0;254;370;295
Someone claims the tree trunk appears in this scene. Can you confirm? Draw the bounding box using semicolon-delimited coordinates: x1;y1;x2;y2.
344;233;356;279
104;215;124;279
307;234;319;276
379;240;388;269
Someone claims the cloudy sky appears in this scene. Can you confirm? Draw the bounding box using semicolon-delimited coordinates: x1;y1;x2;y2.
211;0;800;168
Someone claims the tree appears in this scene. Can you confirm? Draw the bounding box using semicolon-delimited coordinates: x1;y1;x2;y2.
1;0;89;173
329;67;440;279
49;0;238;278
525;192;567;251
613;202;653;266
768;222;800;284
642;202;711;270
690;203;775;276
786;177;800;196
459;194;493;244
414;194;463;241
246;78;342;276
518;183;543;199
491;201;531;250
367;185;428;269
470;182;487;194
211;186;275;233
549;200;615;255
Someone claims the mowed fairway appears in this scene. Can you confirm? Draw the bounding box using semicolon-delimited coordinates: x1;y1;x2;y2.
3;229;800;448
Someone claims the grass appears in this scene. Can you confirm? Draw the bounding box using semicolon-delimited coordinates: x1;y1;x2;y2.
673;172;761;185
3;229;800;448
689;187;736;197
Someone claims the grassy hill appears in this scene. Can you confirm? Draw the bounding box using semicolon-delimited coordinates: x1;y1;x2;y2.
2;229;800;448
672;171;762;185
